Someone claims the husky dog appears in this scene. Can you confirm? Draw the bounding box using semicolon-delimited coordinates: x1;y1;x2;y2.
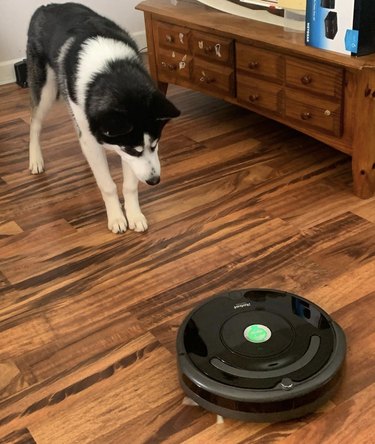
27;2;180;232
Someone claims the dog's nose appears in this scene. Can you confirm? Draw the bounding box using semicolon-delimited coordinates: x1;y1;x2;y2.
146;176;160;186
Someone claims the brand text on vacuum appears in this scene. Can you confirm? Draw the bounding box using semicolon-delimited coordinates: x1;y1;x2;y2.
234;302;252;309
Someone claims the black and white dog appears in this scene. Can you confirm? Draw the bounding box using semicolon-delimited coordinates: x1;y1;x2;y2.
27;2;180;233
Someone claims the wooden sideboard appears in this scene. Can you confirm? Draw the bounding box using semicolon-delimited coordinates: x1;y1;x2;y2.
137;0;375;198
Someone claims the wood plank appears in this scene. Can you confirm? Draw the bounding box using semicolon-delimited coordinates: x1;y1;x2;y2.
1;79;374;442
282;383;375;444
0;334;155;435
0;222;23;238
27;343;178;444
0;428;36;444
0;362;30;403
0;85;29;124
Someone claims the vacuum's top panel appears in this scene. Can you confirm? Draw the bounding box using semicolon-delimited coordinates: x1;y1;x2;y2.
180;289;336;389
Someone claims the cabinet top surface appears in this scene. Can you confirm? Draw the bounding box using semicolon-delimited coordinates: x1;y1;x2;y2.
137;0;375;70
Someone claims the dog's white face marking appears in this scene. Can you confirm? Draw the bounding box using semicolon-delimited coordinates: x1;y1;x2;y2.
75;37;137;108
104;133;160;184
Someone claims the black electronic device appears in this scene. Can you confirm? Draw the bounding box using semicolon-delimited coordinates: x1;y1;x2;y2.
177;289;346;422
320;0;335;8
14;59;28;88
353;0;375;56
324;11;338;39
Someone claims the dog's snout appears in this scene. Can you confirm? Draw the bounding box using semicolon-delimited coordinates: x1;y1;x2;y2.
146;176;160;186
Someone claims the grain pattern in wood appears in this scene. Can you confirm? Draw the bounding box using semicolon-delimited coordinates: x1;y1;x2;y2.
0;80;374;443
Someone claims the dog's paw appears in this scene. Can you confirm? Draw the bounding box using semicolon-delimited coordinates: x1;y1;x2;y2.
108;215;128;234
29;158;45;174
127;211;148;232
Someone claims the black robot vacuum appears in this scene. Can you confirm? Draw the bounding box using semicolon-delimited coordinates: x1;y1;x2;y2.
177;289;346;422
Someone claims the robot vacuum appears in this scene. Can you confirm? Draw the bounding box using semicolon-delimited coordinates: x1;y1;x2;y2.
177;289;346;422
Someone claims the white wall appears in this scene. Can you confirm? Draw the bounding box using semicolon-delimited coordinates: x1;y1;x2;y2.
0;0;146;84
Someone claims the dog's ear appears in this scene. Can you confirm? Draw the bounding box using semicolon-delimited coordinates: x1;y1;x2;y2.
151;91;180;120
99;111;133;138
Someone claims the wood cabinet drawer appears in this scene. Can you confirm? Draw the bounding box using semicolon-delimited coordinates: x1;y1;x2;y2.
192;59;235;96
237;74;283;115
236;43;284;82
157;48;192;83
286;57;344;99
157;22;190;51
285;89;342;136
192;31;234;66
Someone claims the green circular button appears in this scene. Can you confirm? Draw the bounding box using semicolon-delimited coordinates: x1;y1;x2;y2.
244;324;272;343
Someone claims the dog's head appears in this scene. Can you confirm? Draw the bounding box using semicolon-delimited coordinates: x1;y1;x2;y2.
87;76;180;185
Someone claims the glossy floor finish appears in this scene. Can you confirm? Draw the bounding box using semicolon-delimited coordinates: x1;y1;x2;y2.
0;82;375;443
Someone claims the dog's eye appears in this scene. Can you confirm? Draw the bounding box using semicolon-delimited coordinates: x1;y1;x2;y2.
102;124;134;138
103;129;132;138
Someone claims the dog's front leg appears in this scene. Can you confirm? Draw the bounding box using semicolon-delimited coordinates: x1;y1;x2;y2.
79;132;127;233
122;160;148;232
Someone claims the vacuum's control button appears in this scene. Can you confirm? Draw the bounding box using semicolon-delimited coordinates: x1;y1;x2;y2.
281;378;294;390
244;324;272;343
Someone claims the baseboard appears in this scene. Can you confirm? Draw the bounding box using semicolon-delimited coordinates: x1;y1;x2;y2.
0;31;147;86
0;59;20;85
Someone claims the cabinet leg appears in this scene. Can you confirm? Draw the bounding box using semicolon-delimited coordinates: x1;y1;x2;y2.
352;156;375;199
352;69;375;199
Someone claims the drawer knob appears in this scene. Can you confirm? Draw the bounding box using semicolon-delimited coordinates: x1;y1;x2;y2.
200;75;215;84
301;112;312;120
301;75;312;85
161;62;177;71
324;109;331;116
249;94;259;102
165;34;174;43
248;61;259;69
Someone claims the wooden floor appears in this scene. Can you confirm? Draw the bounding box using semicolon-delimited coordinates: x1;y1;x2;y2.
0;81;375;444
